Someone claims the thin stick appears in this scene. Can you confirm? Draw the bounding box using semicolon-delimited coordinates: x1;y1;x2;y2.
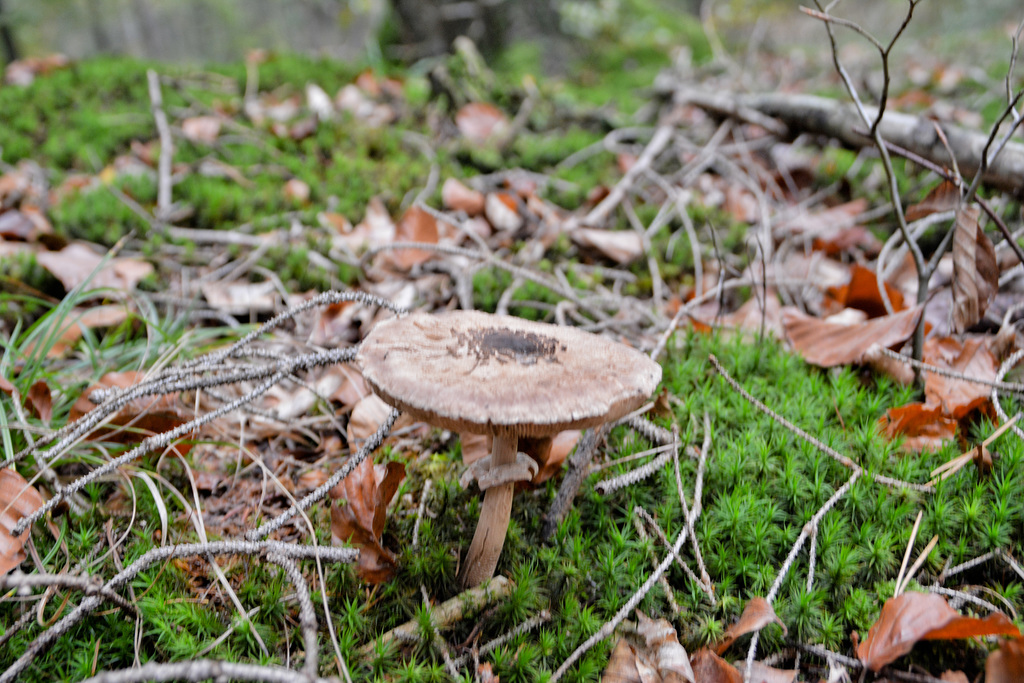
894;511;923;597
146;70;173;222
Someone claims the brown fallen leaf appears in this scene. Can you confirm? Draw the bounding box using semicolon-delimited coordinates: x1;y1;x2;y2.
951;205;998;334
879;403;958;452
70;370;193;456
602;638;642;683
36;242;154;293
827;264;905;318
857;591;1019;671
922;336;999;422
25;381;52;422
716;597;787;654
734;661;798;683
455;102;509;144
571;228;644;265
775;198;867;240
380;206;439;270
181;116;222;144
485;192;522;233
442;178;485;216
986;636;1024;683
0;468;46;576
636;610;695;683
283;178;311;204
781;305;922;367
690;648;742;683
330;457;406;583
200;280;278;315
906;180;960;222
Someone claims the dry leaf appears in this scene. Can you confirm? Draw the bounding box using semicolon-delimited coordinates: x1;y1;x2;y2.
690;648;742;683
602;638;642;683
571;228;644;264
775;198;867;240
330;457;406;583
986;637;1024;683
782;305;922;367
485;192;522;232
857;592;1019;671
734;661;798;683
36;242;154;293
382;206;439;270
70;370;192;456
347;394;418;448
827;264;905;318
455;102;509;143
25;381;52;422
951;205;998;333
906;180;959;222
334;197;395;255
201;280;277;315
283;178;311;204
716;597;787;654
879;403;958;452
636;610;695;683
181;116;222;144
922;336;999;421
442;178;486;216
0;468;45;576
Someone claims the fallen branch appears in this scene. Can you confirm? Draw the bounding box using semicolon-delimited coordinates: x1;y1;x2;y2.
675;88;1024;194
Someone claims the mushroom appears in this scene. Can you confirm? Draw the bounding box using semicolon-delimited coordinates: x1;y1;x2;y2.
355;310;661;587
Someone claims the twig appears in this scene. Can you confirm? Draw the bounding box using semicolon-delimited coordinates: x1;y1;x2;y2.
709;354;930;492
146;70;173;223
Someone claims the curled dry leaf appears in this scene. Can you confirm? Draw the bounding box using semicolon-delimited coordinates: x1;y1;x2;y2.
716;597;787;654
442;177;485;216
329;456;406;583
906;180;960;222
857;591;1019;671
602;638;642;683
986;636;1024;683
0;468;45;576
455;102;509;144
951;205;998;334
181;116;222;144
70;370;193;456
781;305;922;367
36;242;154;293
690;648;741;683
346;394;418;449
485;192;522;233
826;264;904;318
636;610;695;683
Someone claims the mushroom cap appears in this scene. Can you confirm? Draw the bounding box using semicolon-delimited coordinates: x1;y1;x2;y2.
355;310;662;437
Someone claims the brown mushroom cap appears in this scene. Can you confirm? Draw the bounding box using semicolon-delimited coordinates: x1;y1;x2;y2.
355;310;662;437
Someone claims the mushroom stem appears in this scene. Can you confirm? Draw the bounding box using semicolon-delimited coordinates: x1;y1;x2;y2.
460;433;518;587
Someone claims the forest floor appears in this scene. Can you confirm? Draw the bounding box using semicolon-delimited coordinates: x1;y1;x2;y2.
1;2;1024;682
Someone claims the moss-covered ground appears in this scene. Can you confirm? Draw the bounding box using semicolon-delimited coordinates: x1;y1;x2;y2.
2;2;1023;681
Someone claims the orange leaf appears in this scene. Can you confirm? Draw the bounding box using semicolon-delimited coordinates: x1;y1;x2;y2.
782;305;921;367
986;637;1024;683
601;638;642;683
383;205;439;270
879;403;958;452
827;264;904;318
857;592;1019;671
0;468;45;577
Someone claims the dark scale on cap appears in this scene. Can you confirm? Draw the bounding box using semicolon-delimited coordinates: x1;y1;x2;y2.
449;327;566;368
